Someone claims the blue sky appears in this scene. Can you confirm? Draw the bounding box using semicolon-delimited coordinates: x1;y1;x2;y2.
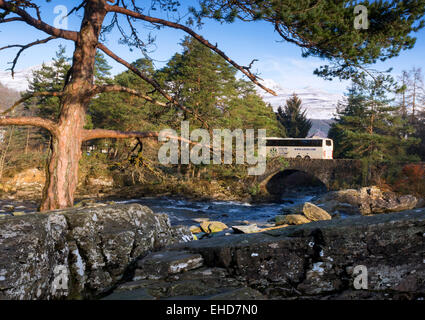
1;0;425;95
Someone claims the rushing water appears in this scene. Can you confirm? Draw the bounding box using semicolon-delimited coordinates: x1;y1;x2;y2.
115;191;321;229
0;189;323;234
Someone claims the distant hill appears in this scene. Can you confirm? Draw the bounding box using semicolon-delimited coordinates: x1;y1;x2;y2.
0;65;43;93
308;119;335;138
257;79;344;120
0;82;20;111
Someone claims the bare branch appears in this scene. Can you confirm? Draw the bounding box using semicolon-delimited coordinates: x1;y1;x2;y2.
66;0;87;18
245;59;258;71
105;4;277;96
0;116;58;135
92;84;167;106
82;129;160;141
0;17;23;23
0;0;77;41
1;91;63;116
97;43;211;130
82;129;212;153
82;130;198;148
82;128;225;162
0;36;58;77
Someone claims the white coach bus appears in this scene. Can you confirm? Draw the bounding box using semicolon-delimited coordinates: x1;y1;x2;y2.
264;137;334;159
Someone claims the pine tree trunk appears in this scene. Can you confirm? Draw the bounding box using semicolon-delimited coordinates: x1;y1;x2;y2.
40;129;82;210
39;0;107;211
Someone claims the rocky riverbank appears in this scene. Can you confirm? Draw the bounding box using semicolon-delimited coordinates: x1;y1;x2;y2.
1;198;424;300
0;168;251;204
104;208;425;300
0;203;192;299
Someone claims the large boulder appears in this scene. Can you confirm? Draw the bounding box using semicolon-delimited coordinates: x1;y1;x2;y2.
0;203;192;300
302;202;332;221
315;186;418;215
200;221;228;233
370;194;418;214
276;214;311;225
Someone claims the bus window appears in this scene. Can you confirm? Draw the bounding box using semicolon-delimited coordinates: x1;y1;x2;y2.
266;139;323;147
326;140;332;146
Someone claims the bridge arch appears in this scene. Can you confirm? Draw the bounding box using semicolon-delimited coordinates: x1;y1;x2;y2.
256;158;363;195
264;169;328;197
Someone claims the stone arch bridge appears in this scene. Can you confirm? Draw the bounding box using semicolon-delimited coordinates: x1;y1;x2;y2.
257;158;363;191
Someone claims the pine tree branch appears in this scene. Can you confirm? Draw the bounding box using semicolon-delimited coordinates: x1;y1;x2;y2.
1;91;63;116
82;129;198;149
0;17;23;23
82;128;229;163
0;116;58;135
105;3;277;96
82;129;160;141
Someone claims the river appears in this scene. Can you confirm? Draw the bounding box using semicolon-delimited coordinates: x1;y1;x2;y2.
115;190;321;230
0;188;323;235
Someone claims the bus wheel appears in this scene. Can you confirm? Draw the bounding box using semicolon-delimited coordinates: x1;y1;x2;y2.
304;155;311;160
296;155;302;159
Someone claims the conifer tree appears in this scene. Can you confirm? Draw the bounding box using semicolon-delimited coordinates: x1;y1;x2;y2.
276;94;311;138
26;45;71;120
158;37;285;135
158;37;237;128
328;76;418;163
26;47;113;123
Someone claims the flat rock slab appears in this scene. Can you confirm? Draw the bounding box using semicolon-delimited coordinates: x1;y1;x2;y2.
232;224;262;234
104;267;244;300
170;208;425;299
134;251;204;280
